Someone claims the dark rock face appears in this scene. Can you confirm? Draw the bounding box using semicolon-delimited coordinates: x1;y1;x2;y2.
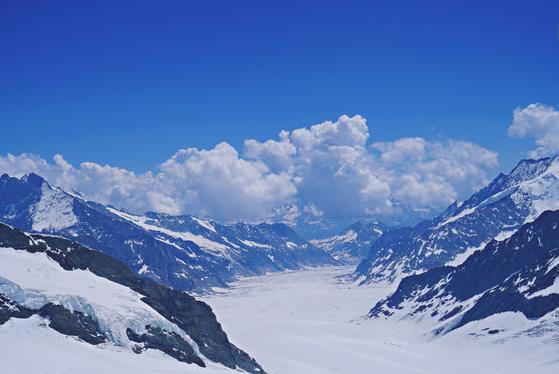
0;223;265;373
0;294;106;345
311;221;388;263
127;326;205;367
369;210;559;335
0;173;334;292
0;293;34;324
354;156;559;284
38;304;107;345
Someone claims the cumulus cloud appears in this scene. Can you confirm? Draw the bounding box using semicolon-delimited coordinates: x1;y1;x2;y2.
245;115;498;223
508;103;559;158
0;115;500;226
0;146;296;222
156;143;296;220
373;138;499;214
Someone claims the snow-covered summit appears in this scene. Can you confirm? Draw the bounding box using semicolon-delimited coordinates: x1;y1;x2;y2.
354;155;559;284
29;182;78;231
311;221;387;263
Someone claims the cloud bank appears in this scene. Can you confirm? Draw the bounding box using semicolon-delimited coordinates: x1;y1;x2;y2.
508;103;559;158
0;115;499;226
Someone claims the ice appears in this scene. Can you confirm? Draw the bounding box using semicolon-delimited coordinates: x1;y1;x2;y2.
0;247;199;352
0;316;233;374
203;267;559;374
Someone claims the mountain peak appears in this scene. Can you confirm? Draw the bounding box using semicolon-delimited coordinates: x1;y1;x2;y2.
354;154;559;284
0;172;46;189
20;172;46;186
506;155;556;184
312;220;387;263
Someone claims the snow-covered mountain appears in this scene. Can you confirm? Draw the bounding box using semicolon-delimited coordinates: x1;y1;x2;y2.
354;156;559;283
0;222;264;373
369;209;559;340
311;221;387;263
0;173;335;292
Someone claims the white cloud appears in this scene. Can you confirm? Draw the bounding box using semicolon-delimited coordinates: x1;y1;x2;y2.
374;137;427;164
508;103;559;158
0;115;500;226
156;142;296;221
0;145;296;222
377;138;499;211
244;131;296;173
246;116;498;224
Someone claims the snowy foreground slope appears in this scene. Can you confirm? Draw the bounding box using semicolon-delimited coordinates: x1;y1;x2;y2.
0;173;334;292
355;155;559;283
203;267;559;374
0;316;236;374
0;223;264;373
311;221;387;263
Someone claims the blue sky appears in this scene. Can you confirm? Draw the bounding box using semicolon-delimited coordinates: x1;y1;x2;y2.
1;1;558;232
1;0;558;171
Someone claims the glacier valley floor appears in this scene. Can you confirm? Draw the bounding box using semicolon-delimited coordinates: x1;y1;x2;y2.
203;266;559;374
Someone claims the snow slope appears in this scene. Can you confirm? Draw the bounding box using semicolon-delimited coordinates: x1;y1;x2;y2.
0;223;265;373
0;247;194;347
203;267;558;374
29;183;78;231
369;209;559;346
355;155;559;284
0;316;234;374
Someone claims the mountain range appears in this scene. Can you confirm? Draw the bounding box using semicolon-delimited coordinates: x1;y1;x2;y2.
354;155;559;284
369;209;559;340
0;173;335;292
2;155;559;366
311;221;387;263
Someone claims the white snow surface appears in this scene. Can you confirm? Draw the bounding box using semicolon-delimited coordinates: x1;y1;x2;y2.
311;230;357;251
203;267;559;374
0;247;199;352
192;217;217;233
435;206;477;229
30;183;78;232
107;207;229;256
441;156;559;231
445;230;516;267
528;277;559;299
0;316;233;374
445;243;487;267
239;239;271;249
518;160;559;223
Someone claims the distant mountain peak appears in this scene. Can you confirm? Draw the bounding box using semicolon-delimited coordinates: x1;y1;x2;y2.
354;155;559;284
312;221;388;263
15;172;46;187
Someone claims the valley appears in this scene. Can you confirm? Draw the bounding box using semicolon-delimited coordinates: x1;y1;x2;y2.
203;267;559;374
3;4;559;373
